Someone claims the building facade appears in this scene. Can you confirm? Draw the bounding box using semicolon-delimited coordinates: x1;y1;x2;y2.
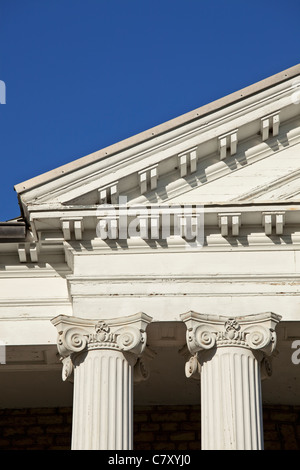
1;64;300;450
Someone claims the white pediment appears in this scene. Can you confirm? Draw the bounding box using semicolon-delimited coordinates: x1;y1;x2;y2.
15;65;300;217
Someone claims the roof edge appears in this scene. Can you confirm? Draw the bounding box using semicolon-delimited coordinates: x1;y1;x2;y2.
15;63;300;195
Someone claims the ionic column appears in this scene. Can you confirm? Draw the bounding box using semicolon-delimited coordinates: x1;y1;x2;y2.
181;311;281;450
51;312;152;450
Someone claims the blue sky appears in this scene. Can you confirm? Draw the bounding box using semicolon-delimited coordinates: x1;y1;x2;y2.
0;0;299;220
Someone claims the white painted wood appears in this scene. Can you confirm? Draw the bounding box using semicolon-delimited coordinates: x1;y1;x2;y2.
61;220;71;240
181;311;281;450
201;347;263;449
72;348;133;450
139;170;148;194
139;165;158;194
190;148;197;173
170;138;300;204
17;244;27;262
51;313;152;450
178;153;188;177
150;166;158;190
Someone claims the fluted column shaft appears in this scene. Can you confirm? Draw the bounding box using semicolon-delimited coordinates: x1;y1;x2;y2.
51;312;152;450
200;346;263;449
181;311;281;450
72;349;134;450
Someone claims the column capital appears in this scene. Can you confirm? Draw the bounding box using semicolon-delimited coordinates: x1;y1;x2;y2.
180;311;281;357
51;312;152;380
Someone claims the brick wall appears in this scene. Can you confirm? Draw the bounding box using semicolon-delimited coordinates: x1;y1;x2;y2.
0;407;72;450
134;404;300;451
263;405;300;450
134;405;201;451
0;404;299;450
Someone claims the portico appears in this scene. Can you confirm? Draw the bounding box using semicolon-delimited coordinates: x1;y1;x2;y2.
0;64;300;450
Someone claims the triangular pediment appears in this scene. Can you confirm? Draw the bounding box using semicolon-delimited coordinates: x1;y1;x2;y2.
15;64;300;218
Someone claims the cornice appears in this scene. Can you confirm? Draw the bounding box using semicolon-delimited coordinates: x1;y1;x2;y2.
4;202;300;263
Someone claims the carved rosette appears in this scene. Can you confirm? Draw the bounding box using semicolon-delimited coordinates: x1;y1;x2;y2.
52;313;152;382
181;311;281;379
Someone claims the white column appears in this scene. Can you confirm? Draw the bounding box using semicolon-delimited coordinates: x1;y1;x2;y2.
181;311;281;450
51;312;152;450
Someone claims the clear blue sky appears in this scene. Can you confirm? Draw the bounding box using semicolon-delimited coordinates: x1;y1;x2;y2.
0;0;299;221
